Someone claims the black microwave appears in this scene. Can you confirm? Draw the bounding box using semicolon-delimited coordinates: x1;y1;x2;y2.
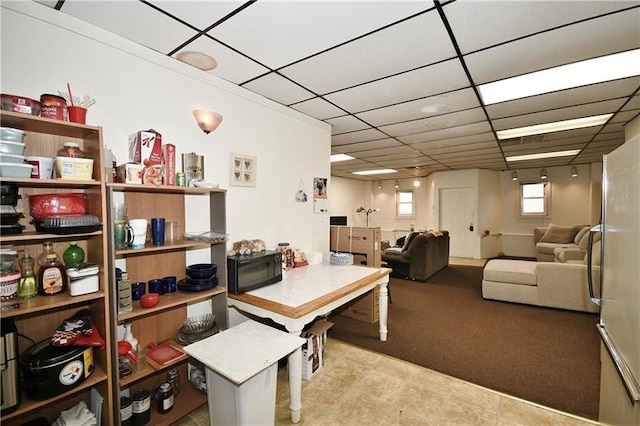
227;250;283;294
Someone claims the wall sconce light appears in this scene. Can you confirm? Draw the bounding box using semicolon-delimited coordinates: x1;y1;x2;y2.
571;165;578;177
193;110;223;134
394;179;400;189
511;171;518;181
377;180;382;190
540;168;547;180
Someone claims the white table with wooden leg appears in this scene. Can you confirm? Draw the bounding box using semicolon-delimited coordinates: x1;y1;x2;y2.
228;263;391;423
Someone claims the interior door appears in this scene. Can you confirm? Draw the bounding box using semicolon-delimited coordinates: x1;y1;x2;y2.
440;187;474;258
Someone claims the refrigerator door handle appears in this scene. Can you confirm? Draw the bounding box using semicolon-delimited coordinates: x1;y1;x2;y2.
587;224;602;306
598;324;640;405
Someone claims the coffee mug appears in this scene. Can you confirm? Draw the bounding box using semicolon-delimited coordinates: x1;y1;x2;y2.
148;278;165;294
128;219;148;249
131;282;146;300
114;221;134;249
163;276;177;293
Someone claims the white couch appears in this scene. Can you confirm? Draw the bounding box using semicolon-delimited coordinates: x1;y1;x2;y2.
482;242;600;313
534;224;592;262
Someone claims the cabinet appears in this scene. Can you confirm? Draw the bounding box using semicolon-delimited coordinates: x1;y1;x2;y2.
0;111;113;425
107;183;228;425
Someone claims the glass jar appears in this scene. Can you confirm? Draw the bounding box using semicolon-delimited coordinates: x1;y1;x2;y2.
56;142;86;158
156;382;174;414
63;242;85;267
166;369;180;397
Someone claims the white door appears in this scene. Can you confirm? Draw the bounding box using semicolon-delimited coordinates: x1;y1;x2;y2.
440;187;474;258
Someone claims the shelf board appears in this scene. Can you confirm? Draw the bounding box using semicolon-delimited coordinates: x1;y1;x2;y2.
0;229;103;243
0;290;106;318
108;183;226;194
0;110;101;138
0;177;101;188
148;382;207;426
0;365;107;422
115;240;211;256
117;286;226;322
120;340;188;387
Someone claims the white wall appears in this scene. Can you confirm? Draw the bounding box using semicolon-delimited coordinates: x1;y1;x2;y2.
331;164;602;258
1;2;331;257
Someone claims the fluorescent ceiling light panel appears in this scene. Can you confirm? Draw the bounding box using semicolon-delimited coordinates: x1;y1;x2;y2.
479;49;640;105
496;114;612;140
352;169;397;175
330;153;355;162
506;149;581;162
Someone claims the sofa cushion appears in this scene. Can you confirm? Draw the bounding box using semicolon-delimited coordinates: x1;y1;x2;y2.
573;225;590;245
537;242;576;255
577;229;601;250
539;224;583;244
483;259;537;286
402;231;420;252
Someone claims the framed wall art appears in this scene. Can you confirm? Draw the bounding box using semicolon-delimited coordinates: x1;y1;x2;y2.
230;153;256;187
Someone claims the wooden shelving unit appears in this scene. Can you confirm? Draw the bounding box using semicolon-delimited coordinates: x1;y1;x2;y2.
0;111;113;426
107;183;227;424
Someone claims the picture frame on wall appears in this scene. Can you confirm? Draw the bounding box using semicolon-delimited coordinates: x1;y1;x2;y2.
230;153;256;187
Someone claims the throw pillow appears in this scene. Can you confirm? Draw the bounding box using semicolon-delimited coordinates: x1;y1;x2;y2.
578;229;601;250
402;232;419;252
539;224;583;244
573;225;591;245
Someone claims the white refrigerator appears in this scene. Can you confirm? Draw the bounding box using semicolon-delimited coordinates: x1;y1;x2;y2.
589;134;640;425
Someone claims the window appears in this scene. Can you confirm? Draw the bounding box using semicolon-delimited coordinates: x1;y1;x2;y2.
396;189;415;217
520;182;550;216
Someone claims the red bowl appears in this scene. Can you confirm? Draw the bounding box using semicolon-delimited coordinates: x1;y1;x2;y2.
28;193;87;220
140;293;160;308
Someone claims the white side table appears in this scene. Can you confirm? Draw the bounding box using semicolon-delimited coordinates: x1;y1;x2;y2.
183;320;305;426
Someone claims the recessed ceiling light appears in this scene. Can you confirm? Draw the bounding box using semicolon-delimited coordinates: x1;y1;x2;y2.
176;51;218;71
496;114;612;140
330;154;355;163
506;149;581;162
352;169;397;175
479;49;640;105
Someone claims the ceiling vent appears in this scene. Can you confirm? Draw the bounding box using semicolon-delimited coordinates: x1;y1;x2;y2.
500;135;546;146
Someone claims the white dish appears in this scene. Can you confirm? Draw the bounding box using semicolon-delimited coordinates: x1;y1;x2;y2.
0;162;33;178
0;153;25;164
0;128;25;143
0;140;26;155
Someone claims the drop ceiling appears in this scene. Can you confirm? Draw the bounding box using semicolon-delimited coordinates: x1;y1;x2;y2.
36;0;640;180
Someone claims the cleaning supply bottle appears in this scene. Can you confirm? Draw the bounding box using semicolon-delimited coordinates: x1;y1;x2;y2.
18;249;37;299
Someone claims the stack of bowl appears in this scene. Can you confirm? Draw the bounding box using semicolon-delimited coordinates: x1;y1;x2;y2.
0;127;32;178
0;183;24;235
177;263;218;292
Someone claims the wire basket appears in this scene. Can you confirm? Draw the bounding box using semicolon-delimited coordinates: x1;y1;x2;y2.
329;252;353;265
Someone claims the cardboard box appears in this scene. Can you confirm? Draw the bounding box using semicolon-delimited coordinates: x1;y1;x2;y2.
301;319;333;380
162;143;176;185
338;286;380;324
116;162;143;184
128;129;163;185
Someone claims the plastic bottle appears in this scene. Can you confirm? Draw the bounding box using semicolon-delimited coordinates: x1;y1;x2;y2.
63;242;85;267
38;252;67;296
123;320;138;353
18;249;37;299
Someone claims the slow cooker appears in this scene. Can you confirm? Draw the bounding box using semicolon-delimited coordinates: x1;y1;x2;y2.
20;339;94;400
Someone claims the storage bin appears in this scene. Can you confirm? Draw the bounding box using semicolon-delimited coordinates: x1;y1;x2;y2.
55;157;94;180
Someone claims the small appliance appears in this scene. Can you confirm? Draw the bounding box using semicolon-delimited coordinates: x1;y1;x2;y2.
227;250;282;294
1;317;20;415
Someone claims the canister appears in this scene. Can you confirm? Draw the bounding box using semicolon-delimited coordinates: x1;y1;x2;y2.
156;382;174;414
182;153;204;183
131;389;151;425
40;94;67;121
120;396;133;426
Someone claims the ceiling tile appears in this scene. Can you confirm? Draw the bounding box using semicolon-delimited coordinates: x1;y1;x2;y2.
209;1;431;69
325;116;371;135
380;108;487;137
398;122;493;144
355;88;480;127
280;10;456;94
59;0;198;54
331;128;388;146
325;59;470;113
290;97;346;120
148;1;243;31
464;10;640;85
242;73;315;105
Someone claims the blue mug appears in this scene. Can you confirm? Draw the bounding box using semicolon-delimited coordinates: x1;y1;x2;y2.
131;282;146;300
163;276;177;293
148;278;165;294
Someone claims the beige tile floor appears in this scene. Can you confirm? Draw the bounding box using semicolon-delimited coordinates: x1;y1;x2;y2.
175;257;601;426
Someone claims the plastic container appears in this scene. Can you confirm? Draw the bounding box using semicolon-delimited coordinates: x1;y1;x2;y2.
0;163;33;178
0;249;17;273
0;127;25;142
55;157;94;180
0;140;26;155
0;271;20;302
56;142;86;158
1;94;40;116
26;156;54;179
0;153;25;164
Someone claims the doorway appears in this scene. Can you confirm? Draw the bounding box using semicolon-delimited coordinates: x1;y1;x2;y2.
439;187;474;258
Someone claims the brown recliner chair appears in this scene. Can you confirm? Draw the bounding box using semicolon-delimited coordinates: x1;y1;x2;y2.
381;231;450;281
